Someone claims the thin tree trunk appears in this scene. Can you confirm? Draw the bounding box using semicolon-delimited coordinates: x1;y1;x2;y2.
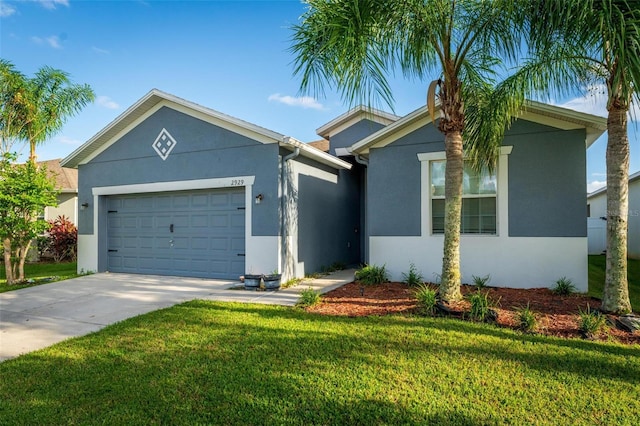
439;130;464;303
17;240;31;282
602;104;631;314
3;237;14;285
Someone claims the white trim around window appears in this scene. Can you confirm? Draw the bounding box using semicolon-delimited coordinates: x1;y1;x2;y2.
417;146;513;237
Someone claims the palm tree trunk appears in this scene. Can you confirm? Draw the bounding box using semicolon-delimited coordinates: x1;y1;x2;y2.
602;104;631;314
439;130;464;303
3;237;14;285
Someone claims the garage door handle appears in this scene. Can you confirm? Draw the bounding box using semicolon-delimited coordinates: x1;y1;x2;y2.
108;249;118;252
237;253;245;257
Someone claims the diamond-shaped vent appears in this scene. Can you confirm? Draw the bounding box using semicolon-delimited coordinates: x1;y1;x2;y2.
152;128;177;161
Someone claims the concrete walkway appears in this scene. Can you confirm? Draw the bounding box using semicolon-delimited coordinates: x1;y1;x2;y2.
0;269;355;362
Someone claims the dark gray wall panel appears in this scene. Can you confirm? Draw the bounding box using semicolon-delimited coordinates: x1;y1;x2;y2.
506;120;587;237
78;106;279;236
297;164;363;272
330;119;386;155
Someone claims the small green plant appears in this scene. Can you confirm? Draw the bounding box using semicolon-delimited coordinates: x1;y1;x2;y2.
305;272;323;279
402;263;424;287
515;303;537;333
297;287;321;307
468;291;499;322
552;277;576;295
355;264;389;285
330;261;346;271
578;304;607;338
414;283;437;316
281;277;303;289
472;274;490;289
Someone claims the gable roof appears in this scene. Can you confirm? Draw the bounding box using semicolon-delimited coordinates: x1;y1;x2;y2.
38;159;78;193
350;100;608;155
62;89;350;170
316;105;400;139
588;170;640;198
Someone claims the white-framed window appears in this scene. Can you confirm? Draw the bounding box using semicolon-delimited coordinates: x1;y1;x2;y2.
430;160;497;234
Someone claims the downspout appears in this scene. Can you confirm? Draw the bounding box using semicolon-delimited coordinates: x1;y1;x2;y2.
280;143;300;279
352;153;369;264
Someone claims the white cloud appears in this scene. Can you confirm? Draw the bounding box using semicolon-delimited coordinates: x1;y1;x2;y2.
96;96;119;110
268;93;325;110
36;0;69;10
0;2;17;17
31;35;62;49
56;135;81;146
556;83;640;119
587;180;606;193
92;46;110;54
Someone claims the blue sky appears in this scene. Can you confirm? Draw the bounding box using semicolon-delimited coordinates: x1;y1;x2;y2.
1;0;638;193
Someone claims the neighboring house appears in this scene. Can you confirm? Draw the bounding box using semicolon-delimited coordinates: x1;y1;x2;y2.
61;90;357;280
39;159;79;225
62;90;607;291
587;170;640;259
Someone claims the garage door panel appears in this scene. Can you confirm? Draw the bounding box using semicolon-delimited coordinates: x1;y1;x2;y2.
107;187;245;279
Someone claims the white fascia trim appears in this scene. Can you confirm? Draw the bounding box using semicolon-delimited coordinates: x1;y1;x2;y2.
352;106;433;154
92;176;255;196
316;106;399;138
281;136;352;170
418;146;512;236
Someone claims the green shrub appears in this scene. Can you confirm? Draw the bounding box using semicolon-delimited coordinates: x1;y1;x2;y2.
552;277;576;295
355;264;389;285
578;304;607;338
403;263;424;287
472;274;490;289
414;284;437;316
468;291;499;322
297;287;321;307
515;303;537;333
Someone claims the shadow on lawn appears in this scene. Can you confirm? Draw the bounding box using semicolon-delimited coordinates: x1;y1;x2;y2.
1;300;638;424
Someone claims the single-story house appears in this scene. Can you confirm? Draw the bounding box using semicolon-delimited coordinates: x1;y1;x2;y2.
62;90;607;291
39;159;79;225
61;90;359;280
588;170;640;259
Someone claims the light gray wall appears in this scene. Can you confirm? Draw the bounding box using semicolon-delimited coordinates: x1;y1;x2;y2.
329;119;386;156
506;120;586;237
366;119;587;238
78;106;280;238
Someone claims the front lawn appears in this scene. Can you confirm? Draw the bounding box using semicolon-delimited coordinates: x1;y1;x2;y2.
0;261;78;293
0;301;638;424
589;255;640;311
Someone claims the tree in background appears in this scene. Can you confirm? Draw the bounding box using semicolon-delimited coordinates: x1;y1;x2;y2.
0;154;58;284
291;0;525;302
501;0;640;313
0;60;93;283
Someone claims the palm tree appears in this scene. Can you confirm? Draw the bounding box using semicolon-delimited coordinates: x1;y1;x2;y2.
21;66;95;163
291;0;524;302
0;59;28;155
504;0;640;314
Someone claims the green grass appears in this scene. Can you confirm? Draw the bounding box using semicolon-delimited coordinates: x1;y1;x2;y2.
0;261;78;293
589;255;640;311
1;301;639;425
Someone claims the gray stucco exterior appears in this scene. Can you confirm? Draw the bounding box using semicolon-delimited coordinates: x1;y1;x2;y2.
328;119;386;156
364;119;588;238
78;106;279;237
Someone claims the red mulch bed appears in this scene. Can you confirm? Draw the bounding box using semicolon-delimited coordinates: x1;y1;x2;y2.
306;282;640;345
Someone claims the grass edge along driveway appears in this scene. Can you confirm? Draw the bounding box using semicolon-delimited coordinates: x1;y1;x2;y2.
1;301;638;425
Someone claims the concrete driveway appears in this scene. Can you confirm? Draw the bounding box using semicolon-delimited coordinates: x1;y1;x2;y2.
0;270;354;362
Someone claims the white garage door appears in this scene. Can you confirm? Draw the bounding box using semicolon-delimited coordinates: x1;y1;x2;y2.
106;188;245;279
